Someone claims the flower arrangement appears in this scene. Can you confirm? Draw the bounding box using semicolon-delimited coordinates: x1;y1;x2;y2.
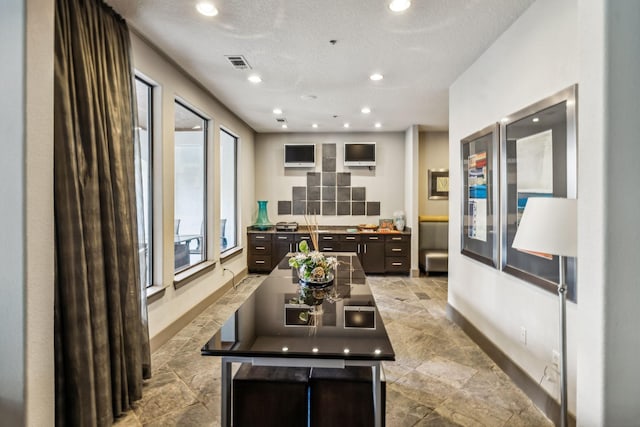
288;216;338;285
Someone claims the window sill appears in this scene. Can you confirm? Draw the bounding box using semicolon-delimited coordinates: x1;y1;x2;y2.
173;260;216;290
221;246;243;263
146;284;167;304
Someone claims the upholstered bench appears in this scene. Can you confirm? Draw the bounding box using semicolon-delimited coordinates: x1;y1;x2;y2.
418;219;449;274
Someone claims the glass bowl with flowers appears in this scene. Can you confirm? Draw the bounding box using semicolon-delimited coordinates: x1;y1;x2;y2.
288;239;338;287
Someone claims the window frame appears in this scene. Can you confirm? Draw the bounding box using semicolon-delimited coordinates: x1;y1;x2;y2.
173;99;209;275
220;127;239;255
135;75;154;288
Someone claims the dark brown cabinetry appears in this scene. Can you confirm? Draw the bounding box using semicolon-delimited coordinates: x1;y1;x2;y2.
360;234;386;274
247;228;410;274
384;234;410;273
248;233;272;273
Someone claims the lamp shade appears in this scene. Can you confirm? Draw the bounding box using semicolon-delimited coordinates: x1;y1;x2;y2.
512;197;577;257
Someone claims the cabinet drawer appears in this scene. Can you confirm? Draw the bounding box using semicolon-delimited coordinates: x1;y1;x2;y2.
339;234;361;242
385;242;410;256
385;257;410;272
318;242;340;252
273;233;294;243
250;233;272;243
319;234;339;242
385;234;410;243
248;255;272;272
250;243;271;254
361;234;383;242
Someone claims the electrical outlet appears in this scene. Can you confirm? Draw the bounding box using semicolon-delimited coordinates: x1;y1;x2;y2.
520;326;527;345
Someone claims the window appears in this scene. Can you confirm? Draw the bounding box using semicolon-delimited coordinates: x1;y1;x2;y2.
220;129;238;252
135;77;153;287
174;101;207;272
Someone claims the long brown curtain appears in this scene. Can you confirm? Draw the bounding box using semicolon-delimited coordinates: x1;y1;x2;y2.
53;0;151;425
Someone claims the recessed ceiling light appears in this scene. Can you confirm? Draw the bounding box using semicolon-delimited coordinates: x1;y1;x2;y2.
312;347;319;353
312;123;318;128
248;74;262;84
532;117;540;122
389;0;411;12
343;348;350;354
369;73;384;81
361;107;371;114
282;124;288;129
282;346;288;352
374;349;382;355
273;108;282;115
374;122;382;128
196;2;218;16
343;123;350;128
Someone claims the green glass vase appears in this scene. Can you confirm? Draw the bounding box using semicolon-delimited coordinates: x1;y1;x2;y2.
254;200;272;230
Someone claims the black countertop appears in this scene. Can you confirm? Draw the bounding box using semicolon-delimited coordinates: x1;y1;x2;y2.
202;253;395;361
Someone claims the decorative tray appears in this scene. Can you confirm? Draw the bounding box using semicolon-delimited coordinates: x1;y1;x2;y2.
358;224;379;231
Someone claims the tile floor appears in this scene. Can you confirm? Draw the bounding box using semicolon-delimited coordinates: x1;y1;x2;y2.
115;274;553;426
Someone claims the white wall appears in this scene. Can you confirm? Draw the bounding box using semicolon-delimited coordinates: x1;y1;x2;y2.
577;0;640;425
404;126;420;275
254;132;406;225
130;32;256;339
449;0;579;415
419;131;449;217
0;0;55;424
1;1;27;424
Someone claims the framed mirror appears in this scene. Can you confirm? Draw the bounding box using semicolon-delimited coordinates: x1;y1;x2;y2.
500;85;578;301
461;124;499;267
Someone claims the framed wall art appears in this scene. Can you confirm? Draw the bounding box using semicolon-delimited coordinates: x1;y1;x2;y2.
428;169;449;200
500;84;578;301
461;124;499;267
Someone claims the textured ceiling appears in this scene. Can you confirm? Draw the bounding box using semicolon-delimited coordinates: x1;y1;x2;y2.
108;0;535;133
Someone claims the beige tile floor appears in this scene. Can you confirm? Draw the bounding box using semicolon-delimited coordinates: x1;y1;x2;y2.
115;274;552;426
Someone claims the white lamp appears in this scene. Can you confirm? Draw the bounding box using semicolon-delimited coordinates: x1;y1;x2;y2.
512;197;577;427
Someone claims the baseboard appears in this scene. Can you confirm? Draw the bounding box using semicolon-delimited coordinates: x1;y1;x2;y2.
150;267;248;352
446;304;576;427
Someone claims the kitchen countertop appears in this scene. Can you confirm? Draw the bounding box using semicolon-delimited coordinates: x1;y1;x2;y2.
247;225;411;235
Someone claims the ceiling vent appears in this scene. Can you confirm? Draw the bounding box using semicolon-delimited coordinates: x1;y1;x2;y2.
225;55;251;70
276;118;287;123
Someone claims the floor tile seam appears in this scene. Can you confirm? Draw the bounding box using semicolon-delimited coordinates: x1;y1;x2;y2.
147;401;212;425
436;388;517;424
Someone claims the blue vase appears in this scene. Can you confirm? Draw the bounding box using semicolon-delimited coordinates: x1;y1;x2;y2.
254;200;272;230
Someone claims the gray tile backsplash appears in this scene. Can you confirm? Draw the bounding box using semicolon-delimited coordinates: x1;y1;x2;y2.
307;186;321;201
322;172;336;186
366;201;380;216
337;202;351;216
307;172;321;187
293;200;306;215
337;187;351;202
337;172;351;187
292;186;306;201
322;201;336;216
352;201;365;215
276;149;380;218
322;186;336;201
322;143;336;159
352;187;366;201
278;200;292;215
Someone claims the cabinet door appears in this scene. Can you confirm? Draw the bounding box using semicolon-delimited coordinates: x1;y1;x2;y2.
272;233;294;267
361;235;385;273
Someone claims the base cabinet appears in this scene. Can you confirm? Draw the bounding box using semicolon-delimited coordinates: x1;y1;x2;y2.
361;235;385;274
247;229;410;274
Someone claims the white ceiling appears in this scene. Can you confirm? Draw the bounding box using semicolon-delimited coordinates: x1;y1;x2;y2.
108;0;535;133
